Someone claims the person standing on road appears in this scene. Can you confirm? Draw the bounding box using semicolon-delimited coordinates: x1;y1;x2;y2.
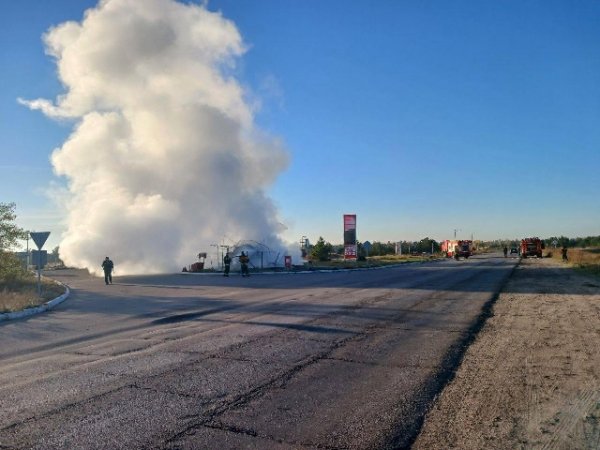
102;256;114;285
239;251;250;277
561;246;568;261
223;252;232;277
503;246;508;258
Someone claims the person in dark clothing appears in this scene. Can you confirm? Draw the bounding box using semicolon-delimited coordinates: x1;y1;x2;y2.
239;251;250;277
101;256;114;285
561;246;568;261
223;253;232;277
503;246;508;257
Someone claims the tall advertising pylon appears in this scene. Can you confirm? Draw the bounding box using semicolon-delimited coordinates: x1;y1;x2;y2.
343;214;357;260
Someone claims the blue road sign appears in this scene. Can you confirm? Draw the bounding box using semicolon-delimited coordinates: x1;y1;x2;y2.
30;231;50;250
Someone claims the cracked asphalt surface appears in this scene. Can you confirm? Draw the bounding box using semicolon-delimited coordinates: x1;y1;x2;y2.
0;255;516;449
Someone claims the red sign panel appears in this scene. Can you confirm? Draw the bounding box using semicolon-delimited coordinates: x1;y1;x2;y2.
344;245;357;259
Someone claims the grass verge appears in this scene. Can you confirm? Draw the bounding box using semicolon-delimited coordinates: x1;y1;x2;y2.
307;254;436;270
0;273;66;314
546;247;600;276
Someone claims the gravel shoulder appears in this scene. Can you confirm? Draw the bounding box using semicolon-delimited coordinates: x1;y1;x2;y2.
413;257;600;450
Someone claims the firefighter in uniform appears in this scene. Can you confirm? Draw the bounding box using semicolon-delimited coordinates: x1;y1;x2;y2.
239;251;250;277
101;256;114;285
223;253;232;277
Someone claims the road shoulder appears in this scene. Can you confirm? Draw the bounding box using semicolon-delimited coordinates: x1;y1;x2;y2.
413;257;600;449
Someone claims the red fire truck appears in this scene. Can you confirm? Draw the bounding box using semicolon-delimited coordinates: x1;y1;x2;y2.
520;237;544;258
441;240;473;260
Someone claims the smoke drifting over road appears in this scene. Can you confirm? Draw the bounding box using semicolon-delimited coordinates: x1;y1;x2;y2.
21;0;290;274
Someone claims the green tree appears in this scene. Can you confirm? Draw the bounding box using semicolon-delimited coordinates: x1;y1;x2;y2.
332;244;344;256
356;241;367;261
310;236;333;261
50;246;65;266
370;241;396;256
0;202;27;280
415;237;439;254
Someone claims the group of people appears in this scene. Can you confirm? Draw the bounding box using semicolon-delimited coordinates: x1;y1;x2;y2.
223;251;250;277
101;251;252;285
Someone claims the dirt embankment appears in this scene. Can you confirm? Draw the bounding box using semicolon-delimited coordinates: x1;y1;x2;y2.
413;257;600;450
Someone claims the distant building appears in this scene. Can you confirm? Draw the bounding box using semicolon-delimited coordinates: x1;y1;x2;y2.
13;250;63;269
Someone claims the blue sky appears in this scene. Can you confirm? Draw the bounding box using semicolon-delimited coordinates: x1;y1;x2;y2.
2;0;599;252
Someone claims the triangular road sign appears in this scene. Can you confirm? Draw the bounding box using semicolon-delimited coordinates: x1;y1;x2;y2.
30;231;51;249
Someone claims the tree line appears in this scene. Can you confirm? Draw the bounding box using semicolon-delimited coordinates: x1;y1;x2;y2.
309;235;600;261
309;237;441;261
0;202;64;284
543;236;600;248
483;236;600;250
0;202;28;282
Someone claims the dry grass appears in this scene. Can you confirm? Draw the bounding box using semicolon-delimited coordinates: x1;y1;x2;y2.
0;278;66;314
546;247;600;276
307;254;433;269
369;254;435;264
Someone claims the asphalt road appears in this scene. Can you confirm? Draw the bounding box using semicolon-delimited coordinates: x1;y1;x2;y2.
0;254;517;449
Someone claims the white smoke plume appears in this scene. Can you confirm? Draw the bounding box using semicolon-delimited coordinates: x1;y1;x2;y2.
21;0;291;275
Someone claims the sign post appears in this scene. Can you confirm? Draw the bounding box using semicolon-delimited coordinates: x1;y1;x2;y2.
30;232;50;295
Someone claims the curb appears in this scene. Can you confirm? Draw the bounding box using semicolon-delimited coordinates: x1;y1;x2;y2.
0;279;70;323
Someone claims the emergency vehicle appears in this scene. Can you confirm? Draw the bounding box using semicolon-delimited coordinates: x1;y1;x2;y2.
520;237;544;258
441;240;473;260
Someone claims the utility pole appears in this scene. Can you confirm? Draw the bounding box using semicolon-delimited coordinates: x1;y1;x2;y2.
219;244;229;270
210;244;218;269
26;232;30;269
